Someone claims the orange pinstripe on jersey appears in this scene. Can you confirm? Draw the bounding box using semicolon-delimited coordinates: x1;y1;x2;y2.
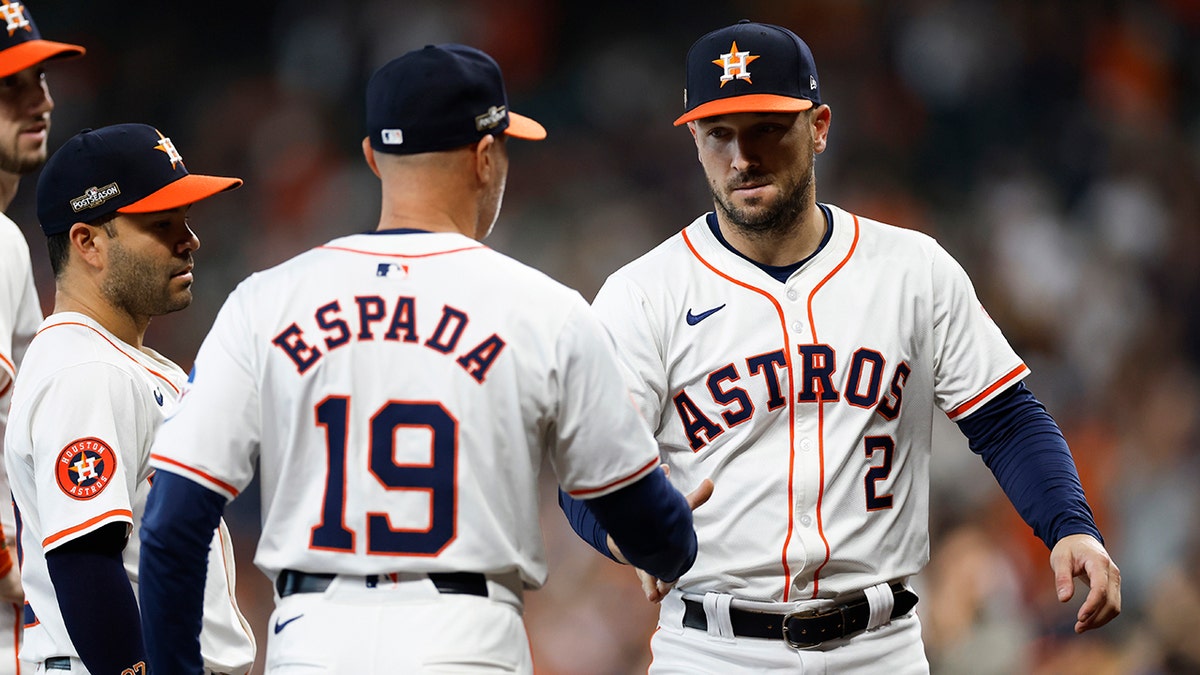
681;227;801;602
805;213;861;599
317;244;486;258
567;457;660;498
946;364;1029;421
148;454;240;498
0;350;14;398
681;213;861;601
42;509;133;548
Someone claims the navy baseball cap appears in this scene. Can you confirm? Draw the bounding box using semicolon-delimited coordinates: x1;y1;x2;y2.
367;43;546;155
674;20;820;126
0;1;84;78
36;124;243;236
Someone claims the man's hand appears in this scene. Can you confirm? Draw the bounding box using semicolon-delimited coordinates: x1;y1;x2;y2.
1049;533;1121;633
609;466;713;602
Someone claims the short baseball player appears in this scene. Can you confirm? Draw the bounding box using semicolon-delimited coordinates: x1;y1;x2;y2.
0;5;84;673
560;20;1121;672
4;123;256;674
137;43;701;674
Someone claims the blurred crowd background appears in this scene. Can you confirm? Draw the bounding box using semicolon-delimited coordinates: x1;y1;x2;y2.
11;0;1200;673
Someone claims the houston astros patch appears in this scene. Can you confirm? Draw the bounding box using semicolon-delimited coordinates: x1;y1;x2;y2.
56;437;117;500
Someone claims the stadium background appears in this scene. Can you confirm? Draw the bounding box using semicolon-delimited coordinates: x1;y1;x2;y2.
11;1;1200;672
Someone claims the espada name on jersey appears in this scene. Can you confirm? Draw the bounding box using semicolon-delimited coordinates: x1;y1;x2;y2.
271;293;506;383
673;344;909;451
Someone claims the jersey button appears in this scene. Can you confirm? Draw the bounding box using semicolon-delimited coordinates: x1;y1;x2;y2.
791;321;805;333
800;515;813;527
787;290;798;301
800;439;812;451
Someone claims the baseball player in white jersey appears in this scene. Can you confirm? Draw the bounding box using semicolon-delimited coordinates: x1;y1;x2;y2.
4;123;256;674
0;7;84;673
137;43;702;674
561;20;1121;673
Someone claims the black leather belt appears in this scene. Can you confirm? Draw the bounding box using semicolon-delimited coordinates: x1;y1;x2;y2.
682;583;918;649
276;569;488;598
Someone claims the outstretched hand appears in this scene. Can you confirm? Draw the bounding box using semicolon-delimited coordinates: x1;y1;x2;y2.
1049;533;1121;633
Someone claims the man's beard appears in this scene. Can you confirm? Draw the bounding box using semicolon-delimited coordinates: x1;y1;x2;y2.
0;145;46;174
101;240;193;318
710;163;813;238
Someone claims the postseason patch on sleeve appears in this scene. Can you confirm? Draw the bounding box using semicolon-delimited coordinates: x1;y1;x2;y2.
56;437;118;500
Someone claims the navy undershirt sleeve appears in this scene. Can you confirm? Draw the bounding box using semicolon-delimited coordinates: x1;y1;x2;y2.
558;488;614;559
559;469;697;582
139;470;227;675
45;523;146;674
956;381;1103;548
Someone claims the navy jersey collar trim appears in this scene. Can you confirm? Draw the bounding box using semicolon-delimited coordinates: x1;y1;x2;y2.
705;204;834;283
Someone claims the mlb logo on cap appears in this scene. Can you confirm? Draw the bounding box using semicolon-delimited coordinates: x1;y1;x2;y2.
366;43;546;156
0;1;84;78
674;20;820;126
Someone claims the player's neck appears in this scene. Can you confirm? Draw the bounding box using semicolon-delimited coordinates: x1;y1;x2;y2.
376;151;489;240
0;170;20;212
716;202;826;267
53;285;150;350
376;185;487;239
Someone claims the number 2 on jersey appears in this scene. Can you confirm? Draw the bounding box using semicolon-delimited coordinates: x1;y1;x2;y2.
311;396;457;555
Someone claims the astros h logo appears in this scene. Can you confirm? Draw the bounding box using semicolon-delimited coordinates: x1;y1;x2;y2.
0;1;30;37
713;41;759;87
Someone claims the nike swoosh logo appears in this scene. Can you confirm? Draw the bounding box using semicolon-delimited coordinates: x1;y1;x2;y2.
686;304;726;325
274;614;304;634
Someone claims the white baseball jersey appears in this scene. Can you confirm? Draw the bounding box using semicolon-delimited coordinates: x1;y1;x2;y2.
3;312;255;673
149;231;660;589
0;213;41;675
591;205;1028;604
0;213;40;539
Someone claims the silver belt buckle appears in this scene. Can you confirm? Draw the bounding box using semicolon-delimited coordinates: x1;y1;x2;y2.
781;605;845;650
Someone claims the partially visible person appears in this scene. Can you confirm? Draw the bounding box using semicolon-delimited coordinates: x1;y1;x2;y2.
561;20;1119;673
5;123;256;674
0;4;84;673
137;43;704;674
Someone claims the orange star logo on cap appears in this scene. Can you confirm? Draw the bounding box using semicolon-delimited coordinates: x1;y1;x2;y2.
713;40;759;87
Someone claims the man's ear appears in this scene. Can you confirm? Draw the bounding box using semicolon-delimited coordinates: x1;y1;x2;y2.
362;137;381;178
812;104;832;154
473;134;498;185
67;221;105;270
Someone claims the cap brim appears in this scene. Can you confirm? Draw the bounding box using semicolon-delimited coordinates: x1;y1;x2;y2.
673;94;814;126
504;112;546;141
0;40;85;78
117;174;243;214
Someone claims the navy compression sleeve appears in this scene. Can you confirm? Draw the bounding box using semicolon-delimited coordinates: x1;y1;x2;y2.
956;381;1103;548
560;469;697;582
45;523;147;674
558;487;615;560
139;470;226;675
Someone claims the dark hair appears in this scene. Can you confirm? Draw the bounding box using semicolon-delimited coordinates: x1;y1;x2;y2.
47;213;117;278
